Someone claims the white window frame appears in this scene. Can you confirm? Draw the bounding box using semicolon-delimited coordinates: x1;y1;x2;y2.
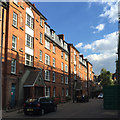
66;88;68;96
25;54;33;66
45;54;50;65
11;59;16;74
74;55;76;62
61;62;63;71
45;87;50;97
65;76;68;84
65;53;68;61
45;70;50;81
26;13;34;29
45;39;50;50
53;58;55;67
40;50;42;61
25;34;33;48
40;17;42;26
52;72;55;82
53;45;55;53
12;35;17;50
40;32;42;44
13;12;17;27
65;64;68;72
74;65;76;73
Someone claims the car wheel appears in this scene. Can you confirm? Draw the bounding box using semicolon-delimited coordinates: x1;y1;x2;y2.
41;109;45;116
53;106;57;112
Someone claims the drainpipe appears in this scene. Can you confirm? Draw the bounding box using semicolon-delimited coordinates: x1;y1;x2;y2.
0;2;4;119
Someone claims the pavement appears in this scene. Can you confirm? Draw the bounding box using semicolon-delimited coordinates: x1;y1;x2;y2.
2;99;120;118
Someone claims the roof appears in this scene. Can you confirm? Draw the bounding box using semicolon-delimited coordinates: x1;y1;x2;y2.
24;70;45;87
25;1;47;21
69;44;80;54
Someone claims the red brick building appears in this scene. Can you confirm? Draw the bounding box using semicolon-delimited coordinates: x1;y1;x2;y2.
68;44;88;101
1;1;94;109
1;1;70;109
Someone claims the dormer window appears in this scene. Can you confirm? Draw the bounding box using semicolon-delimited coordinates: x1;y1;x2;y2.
52;31;55;39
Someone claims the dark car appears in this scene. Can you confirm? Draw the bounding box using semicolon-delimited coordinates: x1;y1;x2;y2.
23;97;57;115
76;95;89;103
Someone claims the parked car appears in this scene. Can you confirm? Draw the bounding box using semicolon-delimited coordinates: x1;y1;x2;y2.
76;95;89;103
97;93;103;99
23;97;57;115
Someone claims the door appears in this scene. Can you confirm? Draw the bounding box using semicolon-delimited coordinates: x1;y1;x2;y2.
11;83;16;107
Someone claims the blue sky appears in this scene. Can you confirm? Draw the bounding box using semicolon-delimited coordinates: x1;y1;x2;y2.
33;2;118;74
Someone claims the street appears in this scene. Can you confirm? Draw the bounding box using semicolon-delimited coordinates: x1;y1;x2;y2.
2;99;120;118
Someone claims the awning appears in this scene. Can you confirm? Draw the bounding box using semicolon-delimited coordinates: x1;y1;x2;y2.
23;70;45;87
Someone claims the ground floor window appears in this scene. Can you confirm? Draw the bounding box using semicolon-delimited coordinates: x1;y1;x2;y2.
45;87;50;97
53;87;56;97
66;88;68;96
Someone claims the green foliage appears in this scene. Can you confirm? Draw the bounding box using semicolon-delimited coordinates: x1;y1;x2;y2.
100;68;114;86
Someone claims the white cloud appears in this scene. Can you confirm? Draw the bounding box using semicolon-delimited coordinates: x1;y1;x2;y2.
83;31;118;74
91;24;105;34
75;42;83;48
96;24;105;31
99;1;118;23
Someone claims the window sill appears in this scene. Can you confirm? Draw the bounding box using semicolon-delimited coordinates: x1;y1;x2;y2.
11;48;18;53
36;19;39;22
35;37;38;40
20;27;24;31
45;79;50;82
25;45;33;49
52;81;55;83
19;49;23;52
39;42;43;45
25;24;34;30
12;25;18;29
39;60;43;63
53;52;56;54
45;63;50;66
13;2;19;7
40;24;43;28
20;5;24;9
11;72;17;75
45;47;51;51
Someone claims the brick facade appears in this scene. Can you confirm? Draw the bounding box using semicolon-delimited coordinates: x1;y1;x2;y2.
1;1;94;109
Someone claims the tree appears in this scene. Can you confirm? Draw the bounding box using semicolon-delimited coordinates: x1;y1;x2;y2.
100;68;114;86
